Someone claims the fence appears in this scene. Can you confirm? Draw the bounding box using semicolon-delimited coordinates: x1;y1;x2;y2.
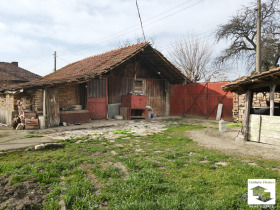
170;82;233;120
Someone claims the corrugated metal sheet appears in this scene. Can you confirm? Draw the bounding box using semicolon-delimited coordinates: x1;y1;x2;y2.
170;82;233;120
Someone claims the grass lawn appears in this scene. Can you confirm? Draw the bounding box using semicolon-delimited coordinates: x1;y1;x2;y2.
0;122;279;209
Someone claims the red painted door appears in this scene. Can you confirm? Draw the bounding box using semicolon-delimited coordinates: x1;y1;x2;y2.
87;78;107;119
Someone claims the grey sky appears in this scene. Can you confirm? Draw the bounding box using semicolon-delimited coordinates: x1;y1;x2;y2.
0;0;254;79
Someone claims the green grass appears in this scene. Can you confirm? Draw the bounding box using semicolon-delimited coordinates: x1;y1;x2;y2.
0;123;279;209
226;123;242;127
112;129;132;134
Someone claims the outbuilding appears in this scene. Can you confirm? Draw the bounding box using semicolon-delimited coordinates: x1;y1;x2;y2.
223;67;280;145
0;42;188;128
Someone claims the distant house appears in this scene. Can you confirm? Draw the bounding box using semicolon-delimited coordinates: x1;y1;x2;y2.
0;42;188;127
0;62;41;125
0;62;41;88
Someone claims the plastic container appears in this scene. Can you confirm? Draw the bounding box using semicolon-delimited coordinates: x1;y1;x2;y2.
114;115;124;120
219;118;226;132
38;116;45;129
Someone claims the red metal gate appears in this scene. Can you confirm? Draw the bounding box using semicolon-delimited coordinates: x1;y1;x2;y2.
170;82;233;120
87;78;107;119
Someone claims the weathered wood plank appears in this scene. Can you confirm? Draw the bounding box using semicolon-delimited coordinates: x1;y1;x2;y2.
270;84;276;116
216;103;223;120
261;115;280;123
249;114;262;122
261;123;280;130
243;90;252;141
46;87;60;127
248;127;259;142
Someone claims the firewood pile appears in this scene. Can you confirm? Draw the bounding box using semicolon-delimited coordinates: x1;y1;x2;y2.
12;100;39;130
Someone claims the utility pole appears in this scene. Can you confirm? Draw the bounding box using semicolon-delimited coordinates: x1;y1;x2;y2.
54;51;57;72
256;0;261;74
136;0;146;42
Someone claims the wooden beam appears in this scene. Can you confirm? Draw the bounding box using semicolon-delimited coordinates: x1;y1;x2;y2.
249;80;280;90
43;88;47;129
243;90;252;141
270;84;276;116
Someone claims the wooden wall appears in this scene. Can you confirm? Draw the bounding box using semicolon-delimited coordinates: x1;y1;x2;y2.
248;114;280;145
107;59;167;116
46;87;60;127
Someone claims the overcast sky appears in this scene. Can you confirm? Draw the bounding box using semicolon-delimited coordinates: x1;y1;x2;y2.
0;0;254;80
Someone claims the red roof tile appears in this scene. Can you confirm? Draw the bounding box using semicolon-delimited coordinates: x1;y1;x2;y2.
1;42;186;91
222;67;280;93
0;62;41;82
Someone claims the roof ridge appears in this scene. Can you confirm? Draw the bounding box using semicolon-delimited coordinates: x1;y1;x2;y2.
49;42;150;75
73;42;149;64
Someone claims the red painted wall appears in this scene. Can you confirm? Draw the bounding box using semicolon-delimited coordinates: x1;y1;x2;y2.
170;82;233;120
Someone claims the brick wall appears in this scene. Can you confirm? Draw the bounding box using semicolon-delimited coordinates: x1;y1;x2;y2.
233;92;280;122
58;84;81;108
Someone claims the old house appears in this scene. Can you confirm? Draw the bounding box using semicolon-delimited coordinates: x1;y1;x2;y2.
0;42;187;128
0;62;41;125
223;67;280;145
0;62;41;88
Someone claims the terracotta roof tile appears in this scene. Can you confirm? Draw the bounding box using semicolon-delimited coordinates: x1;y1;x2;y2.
222;67;280;93
1;42;186;91
0;62;41;82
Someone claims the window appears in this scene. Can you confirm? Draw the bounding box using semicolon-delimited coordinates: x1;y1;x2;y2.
134;79;143;94
88;79;106;98
135;80;143;87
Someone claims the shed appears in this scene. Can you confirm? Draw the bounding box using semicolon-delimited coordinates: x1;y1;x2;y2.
0;42;188;128
223;67;280;145
0;62;41;125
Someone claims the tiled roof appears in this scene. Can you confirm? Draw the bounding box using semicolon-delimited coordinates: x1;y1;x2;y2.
1;42;187;91
0;62;41;82
222;67;280;94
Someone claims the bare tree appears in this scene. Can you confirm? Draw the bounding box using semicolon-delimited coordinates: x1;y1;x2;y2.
169;36;222;82
216;0;280;72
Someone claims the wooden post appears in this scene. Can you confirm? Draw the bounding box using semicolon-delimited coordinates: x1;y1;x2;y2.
243;90;252;141
270;84;276;116
165;80;170;116
43;88;47;128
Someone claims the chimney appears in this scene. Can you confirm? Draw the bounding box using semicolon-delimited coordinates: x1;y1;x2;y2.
11;62;18;67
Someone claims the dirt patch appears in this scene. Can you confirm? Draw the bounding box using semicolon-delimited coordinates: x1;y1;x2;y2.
112;162;129;177
185;126;280;161
0;118;167;152
0;175;48;209
215;161;229;166
45;120;167;140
